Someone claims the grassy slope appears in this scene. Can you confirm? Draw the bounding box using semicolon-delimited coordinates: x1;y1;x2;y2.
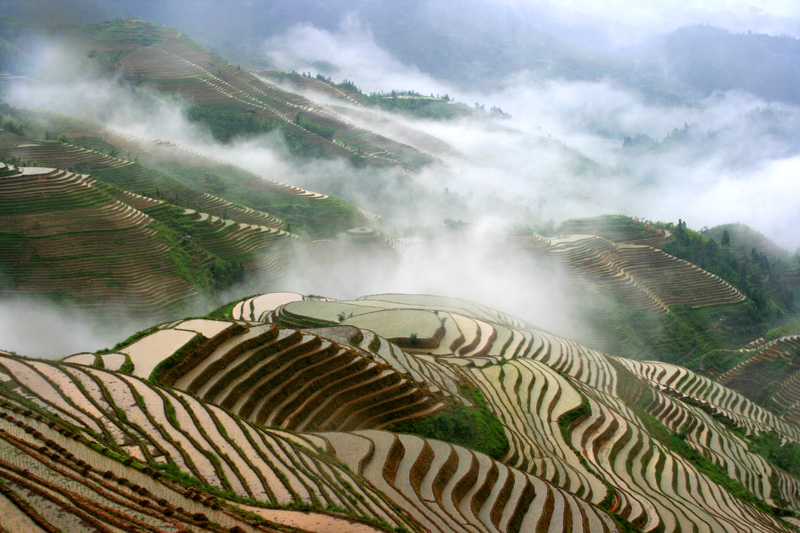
385;381;509;460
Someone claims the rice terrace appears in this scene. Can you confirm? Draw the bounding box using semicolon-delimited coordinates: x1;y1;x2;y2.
0;3;799;532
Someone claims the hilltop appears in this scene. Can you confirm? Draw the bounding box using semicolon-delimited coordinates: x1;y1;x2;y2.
704;223;793;262
1;291;800;531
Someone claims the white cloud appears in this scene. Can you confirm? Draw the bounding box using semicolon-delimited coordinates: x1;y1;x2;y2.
9;32;800;255
263;12;451;95
0;296;142;359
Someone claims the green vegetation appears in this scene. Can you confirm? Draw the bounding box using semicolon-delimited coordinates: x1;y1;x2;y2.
149;333;204;383
80;19;178;47
761;321;800;344
640;410;783;517
148;218;244;294
306;73;504;120
559;214;659;242
557;394;591;443
0;231;24;272
154;162;363;238
585;292;769;371
187;103;282;143
205;297;252;320
1;117;22;136
294;113;334;140
661;219;797;315
361;91;467;120
705;223;792;263
97;325;159;354
0;159;249;314
564;216;798;372
311;74;361;93
749;431;800;480
386;382;509;460
62;135;125;157
164;397;180;428
186;103;328;158
581;221;798;371
0;104;99;137
118;355;134;375
718;343;800;412
591;219;800;371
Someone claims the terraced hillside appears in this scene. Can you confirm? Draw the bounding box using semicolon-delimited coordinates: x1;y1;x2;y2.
0;164;201;316
0;115;372;237
0;128;285;227
1;288;799;531
0;352;420;532
715;336;800;422
260;72;461;159
0;121;388;312
560;215;672;248
0;335;620;532
238;291;800;532
143;203;297;281
318;430;618;533
61;19;438;173
97;317;447;432
0;161;303;316
0;403;290;532
510;231;745;315
0;19;449;176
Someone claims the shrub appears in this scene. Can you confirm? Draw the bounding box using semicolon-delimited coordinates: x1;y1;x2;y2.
387;383;509;460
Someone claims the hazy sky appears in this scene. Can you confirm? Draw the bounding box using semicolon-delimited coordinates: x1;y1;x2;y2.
497;0;800;34
545;0;800;17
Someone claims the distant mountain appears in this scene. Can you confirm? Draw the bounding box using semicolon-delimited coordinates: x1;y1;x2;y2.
659;25;800;105
0;0;619;89
5;1;800;106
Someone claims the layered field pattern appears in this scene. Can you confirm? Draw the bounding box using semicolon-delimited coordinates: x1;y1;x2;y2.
0;292;793;531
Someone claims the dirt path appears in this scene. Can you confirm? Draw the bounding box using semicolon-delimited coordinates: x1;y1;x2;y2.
245;507;390;532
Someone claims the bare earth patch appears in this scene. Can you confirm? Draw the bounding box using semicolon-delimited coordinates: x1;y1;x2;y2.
173;318;233;338
246;508;388;533
120;329;198;378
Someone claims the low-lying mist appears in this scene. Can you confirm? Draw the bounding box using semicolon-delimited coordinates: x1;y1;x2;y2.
261;16;800;250
272;223;596;342
0;294;146;359
8;33;800;250
3;24;800;357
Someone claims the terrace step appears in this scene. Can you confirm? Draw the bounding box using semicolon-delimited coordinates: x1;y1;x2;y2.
0;352;419;531
321;430;618;533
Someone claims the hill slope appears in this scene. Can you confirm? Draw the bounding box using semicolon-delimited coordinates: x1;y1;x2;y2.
0;164;202;316
2;290;800;531
227;293;800;530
